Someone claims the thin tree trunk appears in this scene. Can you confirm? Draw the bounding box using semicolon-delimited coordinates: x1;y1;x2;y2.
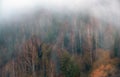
12;60;15;77
44;61;46;77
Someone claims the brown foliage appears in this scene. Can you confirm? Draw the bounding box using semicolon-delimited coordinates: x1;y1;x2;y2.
90;64;116;77
90;49;120;77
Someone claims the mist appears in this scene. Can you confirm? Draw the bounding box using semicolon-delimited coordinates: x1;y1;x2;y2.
0;0;120;24
1;0;120;77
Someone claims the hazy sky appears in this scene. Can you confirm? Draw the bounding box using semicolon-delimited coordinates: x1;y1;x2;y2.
0;0;97;15
0;0;120;23
0;0;96;20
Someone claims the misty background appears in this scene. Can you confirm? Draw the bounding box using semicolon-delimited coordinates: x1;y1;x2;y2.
1;0;120;77
0;0;120;24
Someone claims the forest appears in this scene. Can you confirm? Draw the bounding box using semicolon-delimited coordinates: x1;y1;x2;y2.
0;8;120;77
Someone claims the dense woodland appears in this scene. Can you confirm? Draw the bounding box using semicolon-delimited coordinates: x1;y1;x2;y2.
0;10;120;77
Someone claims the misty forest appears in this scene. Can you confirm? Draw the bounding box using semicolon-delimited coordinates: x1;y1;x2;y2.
1;0;120;77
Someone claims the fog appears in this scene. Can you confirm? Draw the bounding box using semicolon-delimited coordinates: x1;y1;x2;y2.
0;0;120;24
1;1;120;77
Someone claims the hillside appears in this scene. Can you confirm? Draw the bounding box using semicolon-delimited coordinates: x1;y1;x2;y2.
0;9;120;77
